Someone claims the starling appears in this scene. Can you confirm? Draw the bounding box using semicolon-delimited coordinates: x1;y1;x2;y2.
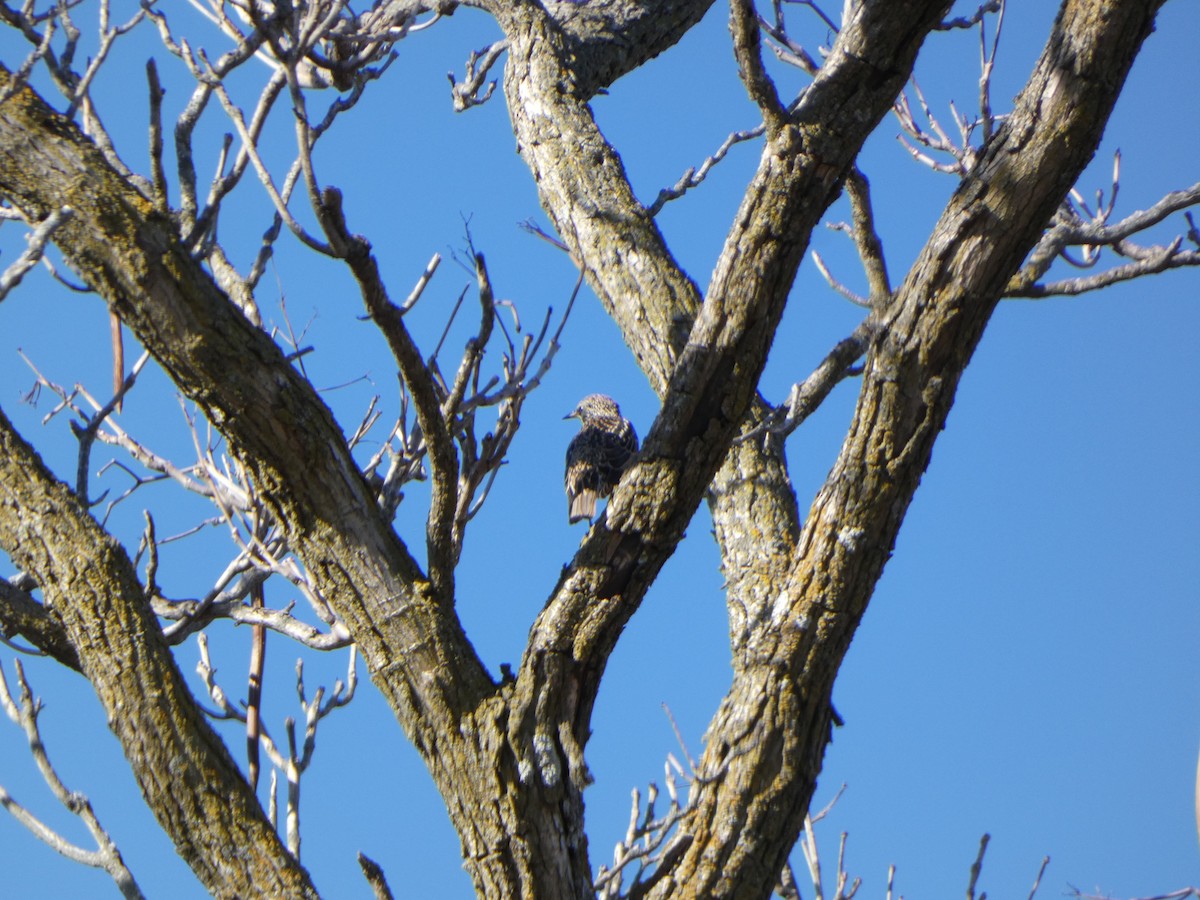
563;394;638;524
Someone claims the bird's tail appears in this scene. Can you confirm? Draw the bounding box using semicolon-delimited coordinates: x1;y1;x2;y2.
569;489;599;524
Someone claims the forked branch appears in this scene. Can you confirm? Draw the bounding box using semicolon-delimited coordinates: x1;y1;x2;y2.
0;659;144;899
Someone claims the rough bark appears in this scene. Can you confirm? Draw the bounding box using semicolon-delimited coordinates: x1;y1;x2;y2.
0;409;318;899
490;2;953;896
0;0;1172;897
657;2;1165;895
0;576;79;671
0;66;557;899
487;0;1165;896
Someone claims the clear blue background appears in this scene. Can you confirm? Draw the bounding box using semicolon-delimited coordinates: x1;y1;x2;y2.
1;1;1197;897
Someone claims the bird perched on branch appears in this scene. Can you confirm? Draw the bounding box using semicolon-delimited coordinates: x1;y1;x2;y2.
564;394;638;525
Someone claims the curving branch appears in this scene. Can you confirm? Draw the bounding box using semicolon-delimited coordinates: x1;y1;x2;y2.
449;40;508;111
0;659;145;900
810;167;892;309
0;575;80;671
0;404;317;898
497;2;957;895
730;0;789;134
1008;178;1200;297
670;2;1168;896
0;205;73;303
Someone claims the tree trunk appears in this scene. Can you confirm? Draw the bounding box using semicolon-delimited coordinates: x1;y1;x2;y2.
0;0;1170;896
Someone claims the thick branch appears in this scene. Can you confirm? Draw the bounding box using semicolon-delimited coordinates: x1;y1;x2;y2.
521;0;719;100
499;3;955;897
316;186;460;603
0;60;492;683
671;1;1167;896
0;577;80;671
730;0;788;133
0;62;502;890
0;407;317;899
844;168;892;304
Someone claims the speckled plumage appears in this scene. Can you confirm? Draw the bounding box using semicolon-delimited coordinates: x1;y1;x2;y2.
563;394;638;524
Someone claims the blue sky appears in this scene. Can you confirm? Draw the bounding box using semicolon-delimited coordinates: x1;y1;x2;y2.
1;1;1198;897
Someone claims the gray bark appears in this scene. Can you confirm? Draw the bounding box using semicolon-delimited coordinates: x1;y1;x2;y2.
0;0;1171;896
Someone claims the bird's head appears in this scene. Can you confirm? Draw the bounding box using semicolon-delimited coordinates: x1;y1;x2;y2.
564;393;622;423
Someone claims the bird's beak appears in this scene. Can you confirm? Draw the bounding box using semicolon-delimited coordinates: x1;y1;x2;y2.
563;410;577;421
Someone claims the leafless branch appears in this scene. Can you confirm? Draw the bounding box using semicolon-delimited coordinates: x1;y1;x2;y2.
769;785;855;900
0;206;74;304
843;168;892;304
594;756;694;899
400;252;442;313
318;195;582;571
647;125;765;216
801;823;861;900
777;862;803;900
743;316;878;442
145;58;168;212
449;40;507;111
145;0;400;272
650;0;851;218
662;702;698;774
18;343;154;504
62;4;150;121
1028;855;1050;899
195;634;358;856
0;11;58;106
10;0;147;188
156;586;351;649
0;659;145;899
316;185;458;596
764;0;840;45
0;576;80;671
1008;174;1200;297
893;77;982;176
731;0;788;134
70;350;152;503
759;5;822;76
976;0;1004;147
358;852;396;900
966;833;989;900
1012;244;1200;297
208;70;334;254
11;377;354;652
812;248;871;307
937;1;1001;31
247;581;268;791
886;1;1008;178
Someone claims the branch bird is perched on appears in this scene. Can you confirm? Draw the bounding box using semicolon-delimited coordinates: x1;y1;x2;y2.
563;394;638;524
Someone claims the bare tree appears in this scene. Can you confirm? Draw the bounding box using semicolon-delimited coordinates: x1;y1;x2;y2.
0;0;1196;898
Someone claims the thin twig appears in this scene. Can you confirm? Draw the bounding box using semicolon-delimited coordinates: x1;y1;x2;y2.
0;660;145;899
966;833;990;900
0;207;74;304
